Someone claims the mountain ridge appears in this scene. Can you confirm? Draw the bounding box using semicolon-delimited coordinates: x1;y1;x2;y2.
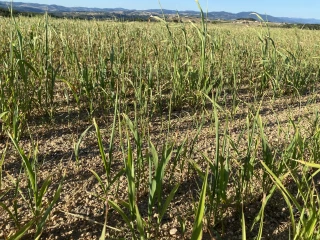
0;1;319;24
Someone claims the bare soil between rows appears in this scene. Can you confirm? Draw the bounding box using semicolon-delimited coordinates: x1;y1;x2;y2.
1;90;319;239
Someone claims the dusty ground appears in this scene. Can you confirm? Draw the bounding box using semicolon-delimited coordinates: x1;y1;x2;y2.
0;88;319;239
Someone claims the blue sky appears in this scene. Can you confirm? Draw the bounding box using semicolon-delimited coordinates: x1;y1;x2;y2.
12;0;320;19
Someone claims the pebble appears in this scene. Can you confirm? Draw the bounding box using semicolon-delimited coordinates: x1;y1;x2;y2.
170;228;178;235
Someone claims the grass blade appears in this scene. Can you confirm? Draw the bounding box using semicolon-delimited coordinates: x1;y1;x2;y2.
8;219;35;240
159;184;180;222
191;167;208;240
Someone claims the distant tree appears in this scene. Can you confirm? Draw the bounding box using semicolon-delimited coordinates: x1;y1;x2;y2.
0;7;13;17
236;18;256;22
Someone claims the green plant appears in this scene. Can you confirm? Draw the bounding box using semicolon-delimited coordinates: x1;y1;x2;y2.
3;134;64;239
191;167;208;240
73;125;92;166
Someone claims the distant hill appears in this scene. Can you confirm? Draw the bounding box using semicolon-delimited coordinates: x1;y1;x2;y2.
0;1;320;24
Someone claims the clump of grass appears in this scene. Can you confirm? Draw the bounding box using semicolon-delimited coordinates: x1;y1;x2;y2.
2;133;64;239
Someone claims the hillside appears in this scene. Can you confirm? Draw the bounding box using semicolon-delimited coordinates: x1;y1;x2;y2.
0;1;320;24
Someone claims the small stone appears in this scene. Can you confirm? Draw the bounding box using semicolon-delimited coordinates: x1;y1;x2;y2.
170;228;178;235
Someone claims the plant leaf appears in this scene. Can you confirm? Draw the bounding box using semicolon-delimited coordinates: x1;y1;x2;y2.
191;168;208;240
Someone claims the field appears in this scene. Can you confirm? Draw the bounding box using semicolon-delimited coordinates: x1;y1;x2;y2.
0;8;320;240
